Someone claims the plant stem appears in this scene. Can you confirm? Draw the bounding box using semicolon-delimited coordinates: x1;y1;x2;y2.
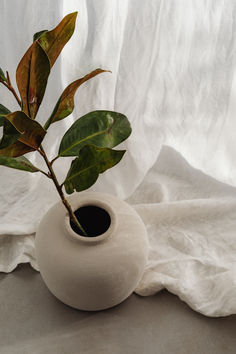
38;169;51;178
0;72;21;107
38;145;87;236
51;155;59;165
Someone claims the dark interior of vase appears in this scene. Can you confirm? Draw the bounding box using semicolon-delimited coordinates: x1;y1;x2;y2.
70;205;111;237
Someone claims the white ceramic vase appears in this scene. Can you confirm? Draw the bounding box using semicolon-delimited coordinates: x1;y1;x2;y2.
35;192;148;311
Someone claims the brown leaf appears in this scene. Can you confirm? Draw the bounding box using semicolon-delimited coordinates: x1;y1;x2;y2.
0;118;22;149
16;41;50;119
0;141;34;158
38;12;77;68
44;69;109;130
5;111;46;149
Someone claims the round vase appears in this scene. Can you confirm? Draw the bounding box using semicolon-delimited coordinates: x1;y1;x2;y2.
35;192;149;311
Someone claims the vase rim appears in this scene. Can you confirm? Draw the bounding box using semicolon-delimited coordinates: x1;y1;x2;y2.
64;197;117;244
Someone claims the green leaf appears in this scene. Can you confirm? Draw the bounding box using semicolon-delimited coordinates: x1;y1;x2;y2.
37;12;77;68
0;141;35;158
64;145;125;194
58;111;132;157
0;116;5;127
16;41;50;119
0;156;39;172
33;30;48;42
44;68;109;130
0;67;7;82
0;119;22;150
0;103;11;127
4;111;46;149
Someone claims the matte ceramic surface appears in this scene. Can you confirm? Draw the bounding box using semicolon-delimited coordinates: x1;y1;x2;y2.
35;192;148;311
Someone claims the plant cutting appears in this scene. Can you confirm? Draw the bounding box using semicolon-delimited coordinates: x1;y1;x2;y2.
0;12;148;311
0;12;132;236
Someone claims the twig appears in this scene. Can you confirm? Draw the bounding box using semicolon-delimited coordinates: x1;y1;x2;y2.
38;169;52;178
0;71;21;107
51;155;59;165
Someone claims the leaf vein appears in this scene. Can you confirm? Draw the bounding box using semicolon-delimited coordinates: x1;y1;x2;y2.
61;128;108;155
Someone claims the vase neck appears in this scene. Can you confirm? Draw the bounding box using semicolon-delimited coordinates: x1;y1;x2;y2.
64;197;117;244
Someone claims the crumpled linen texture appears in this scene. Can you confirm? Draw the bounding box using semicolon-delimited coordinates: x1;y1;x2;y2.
1;0;236;317
130;147;236;317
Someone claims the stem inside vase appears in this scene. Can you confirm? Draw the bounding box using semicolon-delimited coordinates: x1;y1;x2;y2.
70;205;111;237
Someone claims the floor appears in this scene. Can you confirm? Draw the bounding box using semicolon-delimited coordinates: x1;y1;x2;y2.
0;264;235;354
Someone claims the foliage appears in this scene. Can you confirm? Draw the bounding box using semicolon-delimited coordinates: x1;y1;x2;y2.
0;12;131;235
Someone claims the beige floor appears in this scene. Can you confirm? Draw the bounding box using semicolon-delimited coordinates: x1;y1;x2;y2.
0;264;235;354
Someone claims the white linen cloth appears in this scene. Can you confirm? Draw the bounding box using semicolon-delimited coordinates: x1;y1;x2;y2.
1;0;236;317
131;146;236;317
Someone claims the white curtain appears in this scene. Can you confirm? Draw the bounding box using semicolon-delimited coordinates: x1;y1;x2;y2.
1;0;236;316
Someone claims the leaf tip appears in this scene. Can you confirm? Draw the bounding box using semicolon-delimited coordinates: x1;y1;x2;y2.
98;68;112;74
0;67;7;82
68;11;78;21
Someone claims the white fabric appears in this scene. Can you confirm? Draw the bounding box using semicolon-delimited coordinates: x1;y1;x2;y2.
1;0;236;316
131;146;236;317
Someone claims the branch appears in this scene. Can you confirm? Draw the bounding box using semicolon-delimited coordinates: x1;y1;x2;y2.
38;169;51;178
51;155;59;165
38;145;87;236
0;71;21;107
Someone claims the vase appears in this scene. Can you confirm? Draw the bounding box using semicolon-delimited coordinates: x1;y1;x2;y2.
35;192;148;311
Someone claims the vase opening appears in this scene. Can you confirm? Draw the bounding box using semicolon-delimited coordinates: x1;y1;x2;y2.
70;205;111;237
